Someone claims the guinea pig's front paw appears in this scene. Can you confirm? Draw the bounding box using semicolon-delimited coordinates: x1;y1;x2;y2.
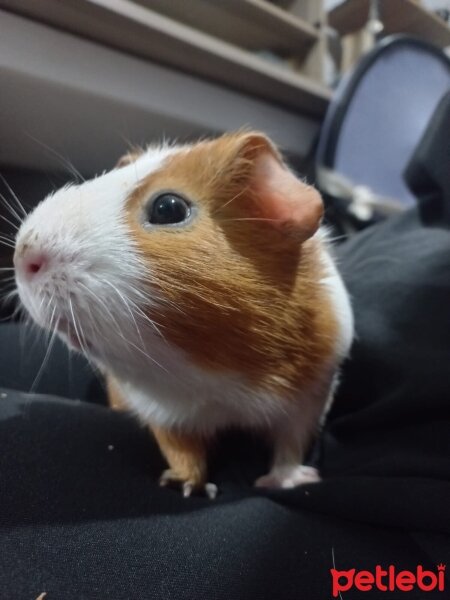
254;465;320;489
159;469;218;499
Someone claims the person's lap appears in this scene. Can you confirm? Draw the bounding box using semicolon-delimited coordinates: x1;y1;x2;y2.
1;205;449;599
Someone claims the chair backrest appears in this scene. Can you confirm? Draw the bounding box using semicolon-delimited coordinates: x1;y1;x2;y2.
316;35;450;206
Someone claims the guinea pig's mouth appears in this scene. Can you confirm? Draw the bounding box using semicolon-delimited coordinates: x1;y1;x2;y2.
57;317;93;352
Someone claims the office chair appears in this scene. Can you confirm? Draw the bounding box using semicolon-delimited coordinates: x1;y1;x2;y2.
315;35;450;230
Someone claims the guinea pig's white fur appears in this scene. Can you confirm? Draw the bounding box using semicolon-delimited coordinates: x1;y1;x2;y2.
14;140;353;490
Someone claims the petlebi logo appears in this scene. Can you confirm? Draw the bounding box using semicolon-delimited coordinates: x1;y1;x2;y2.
330;563;446;597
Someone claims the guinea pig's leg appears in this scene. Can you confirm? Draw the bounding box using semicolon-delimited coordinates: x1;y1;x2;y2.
254;418;321;489
255;371;338;488
106;375;128;411
151;425;217;499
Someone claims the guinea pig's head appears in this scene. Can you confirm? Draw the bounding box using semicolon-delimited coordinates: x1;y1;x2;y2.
14;132;323;377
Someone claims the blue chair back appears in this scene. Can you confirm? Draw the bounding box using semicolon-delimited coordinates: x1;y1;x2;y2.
316;36;450;206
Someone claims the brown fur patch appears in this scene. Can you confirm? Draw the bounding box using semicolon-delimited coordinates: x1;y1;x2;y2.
106;375;207;484
115;147;144;169
126;132;338;397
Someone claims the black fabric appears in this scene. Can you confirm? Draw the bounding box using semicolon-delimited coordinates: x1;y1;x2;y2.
404;90;450;226
0;205;449;599
0;322;106;404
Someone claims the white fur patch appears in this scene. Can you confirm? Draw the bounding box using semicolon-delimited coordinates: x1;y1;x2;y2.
318;231;354;361
112;339;288;435
255;465;321;488
15;145;176;330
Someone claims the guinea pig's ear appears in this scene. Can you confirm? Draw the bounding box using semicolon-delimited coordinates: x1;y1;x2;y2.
115;148;142;169
240;134;323;242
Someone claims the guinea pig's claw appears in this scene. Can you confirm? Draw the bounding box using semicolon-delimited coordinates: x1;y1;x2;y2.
182;480;218;499
159;469;218;499
182;481;193;497
205;482;219;499
158;469;172;488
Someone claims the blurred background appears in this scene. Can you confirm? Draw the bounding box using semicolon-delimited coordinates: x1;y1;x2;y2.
0;0;449;395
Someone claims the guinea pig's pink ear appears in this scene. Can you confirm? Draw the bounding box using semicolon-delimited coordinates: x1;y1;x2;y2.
115;148;142;169
243;134;323;242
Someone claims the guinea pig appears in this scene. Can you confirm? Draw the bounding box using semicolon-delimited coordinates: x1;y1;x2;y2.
13;131;353;498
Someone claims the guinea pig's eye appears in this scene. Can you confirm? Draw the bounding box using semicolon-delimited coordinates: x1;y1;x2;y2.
147;193;190;225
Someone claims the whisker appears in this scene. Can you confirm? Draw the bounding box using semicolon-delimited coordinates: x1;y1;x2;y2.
133;283;187;316
78;282;167;373
103;279;164;342
68;296;90;359
100;280;168;372
0;174;28;218
30;314;60;393
133;303;167;342
0;276;16;284
78;282;127;338
0;290;19;321
43;297;57;345
212;187;248;215
326;234;350;244
1;293;21;320
0;214;19;232
0;191;23;224
77;293;107;354
77;283;129;352
26;134;85;182
0;239;15;249
219;217;279;223
121;332;168;373
0;284;18;299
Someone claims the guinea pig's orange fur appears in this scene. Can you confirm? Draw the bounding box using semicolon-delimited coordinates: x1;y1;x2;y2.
125;133;338;399
107;376;128;411
152;426;208;486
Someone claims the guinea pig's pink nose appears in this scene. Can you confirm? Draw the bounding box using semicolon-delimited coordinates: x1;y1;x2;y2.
14;248;48;279
26;255;46;275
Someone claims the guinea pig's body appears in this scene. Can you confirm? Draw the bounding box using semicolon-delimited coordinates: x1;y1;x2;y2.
14;132;353;497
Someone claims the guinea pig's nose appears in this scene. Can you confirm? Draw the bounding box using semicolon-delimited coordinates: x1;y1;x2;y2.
14;246;48;279
26;254;46;275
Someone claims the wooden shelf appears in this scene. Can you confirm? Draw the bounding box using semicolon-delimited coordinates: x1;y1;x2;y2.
134;0;319;56
329;0;450;48
0;0;330;117
0;10;321;177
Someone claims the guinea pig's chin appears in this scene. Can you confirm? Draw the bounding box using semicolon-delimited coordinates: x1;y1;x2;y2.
15;279;46;329
15;276;91;351
15;261;151;367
